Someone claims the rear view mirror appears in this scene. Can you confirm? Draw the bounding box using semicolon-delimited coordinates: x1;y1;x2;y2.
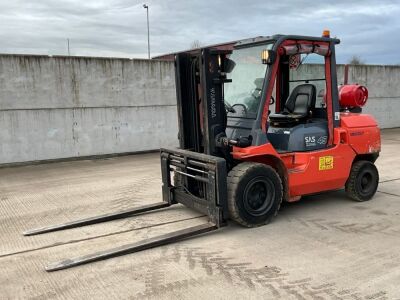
224;58;236;73
261;49;276;65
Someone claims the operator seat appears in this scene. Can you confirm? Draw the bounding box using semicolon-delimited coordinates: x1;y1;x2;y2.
269;84;316;125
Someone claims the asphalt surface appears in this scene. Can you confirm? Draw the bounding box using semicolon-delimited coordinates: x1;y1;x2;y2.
0;129;399;299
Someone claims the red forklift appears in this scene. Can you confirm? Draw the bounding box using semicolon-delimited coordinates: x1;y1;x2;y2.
24;31;381;271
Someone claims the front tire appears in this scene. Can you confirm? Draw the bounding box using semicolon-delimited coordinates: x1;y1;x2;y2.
345;160;379;202
227;162;283;227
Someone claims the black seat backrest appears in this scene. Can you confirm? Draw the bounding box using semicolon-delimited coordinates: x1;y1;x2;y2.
284;84;316;115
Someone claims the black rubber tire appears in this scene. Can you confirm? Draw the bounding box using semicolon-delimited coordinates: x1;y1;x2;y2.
227;162;283;227
345;160;379;202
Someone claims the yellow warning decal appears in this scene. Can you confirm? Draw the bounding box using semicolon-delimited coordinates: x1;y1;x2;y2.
319;156;334;171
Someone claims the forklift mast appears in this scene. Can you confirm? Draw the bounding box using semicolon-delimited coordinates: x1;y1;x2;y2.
174;48;232;157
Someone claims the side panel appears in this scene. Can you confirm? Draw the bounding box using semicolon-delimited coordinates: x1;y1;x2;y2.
232;129;357;198
341;113;381;154
285;143;356;197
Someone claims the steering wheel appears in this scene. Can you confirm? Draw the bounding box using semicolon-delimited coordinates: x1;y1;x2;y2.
232;103;247;114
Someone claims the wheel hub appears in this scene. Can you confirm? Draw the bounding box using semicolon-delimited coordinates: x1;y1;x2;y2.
243;177;275;216
360;172;373;191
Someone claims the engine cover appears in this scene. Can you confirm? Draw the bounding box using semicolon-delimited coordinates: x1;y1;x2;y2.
267;120;328;152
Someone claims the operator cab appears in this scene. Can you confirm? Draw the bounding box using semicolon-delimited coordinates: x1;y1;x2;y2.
224;35;334;153
267;49;329;152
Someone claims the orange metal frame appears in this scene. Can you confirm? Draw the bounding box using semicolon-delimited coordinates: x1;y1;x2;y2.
232;39;381;201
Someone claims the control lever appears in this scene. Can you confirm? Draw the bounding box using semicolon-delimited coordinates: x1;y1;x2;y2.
217;135;253;148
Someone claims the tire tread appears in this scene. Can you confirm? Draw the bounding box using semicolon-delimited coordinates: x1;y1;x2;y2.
345;160;378;202
227;162;283;227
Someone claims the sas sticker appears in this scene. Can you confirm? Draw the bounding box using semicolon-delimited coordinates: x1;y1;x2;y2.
319;156;334;171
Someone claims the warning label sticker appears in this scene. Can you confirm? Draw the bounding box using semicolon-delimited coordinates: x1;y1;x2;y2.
319;156;334;170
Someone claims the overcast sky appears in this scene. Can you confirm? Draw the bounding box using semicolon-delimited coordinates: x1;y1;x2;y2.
0;0;399;64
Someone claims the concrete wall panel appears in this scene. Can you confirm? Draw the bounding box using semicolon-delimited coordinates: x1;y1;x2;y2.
0;106;177;164
0;55;178;164
0;55;176;110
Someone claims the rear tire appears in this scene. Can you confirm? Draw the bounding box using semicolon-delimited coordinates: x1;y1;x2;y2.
227;162;283;227
345;160;379;202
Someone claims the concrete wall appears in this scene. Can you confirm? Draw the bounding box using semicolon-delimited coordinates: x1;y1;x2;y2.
0;55;177;164
1;54;399;165
343;65;400;129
